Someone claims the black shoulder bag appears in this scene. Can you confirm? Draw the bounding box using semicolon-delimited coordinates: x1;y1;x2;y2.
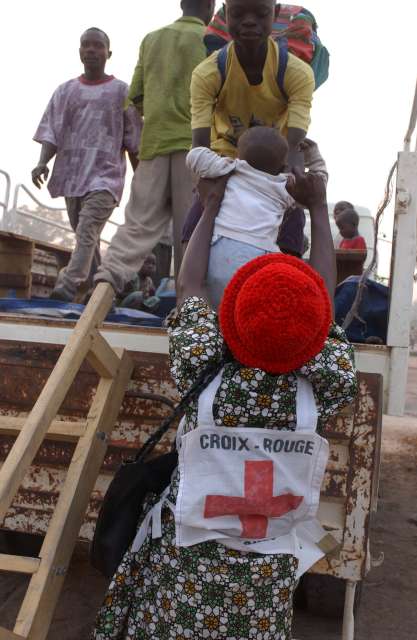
90;360;224;578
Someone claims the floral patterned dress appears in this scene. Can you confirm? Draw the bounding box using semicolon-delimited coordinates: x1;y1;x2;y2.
92;297;357;640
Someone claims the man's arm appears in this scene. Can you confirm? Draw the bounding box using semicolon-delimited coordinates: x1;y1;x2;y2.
190;63;221;149
192;128;211;149
32;87;62;189
128;152;139;172
287;128;306;171
177;175;230;307
284;54;315;171
31;142;57;189
309;200;336;312
123;96;142;173
301;139;328;185
127;40;145;116
286;171;336;312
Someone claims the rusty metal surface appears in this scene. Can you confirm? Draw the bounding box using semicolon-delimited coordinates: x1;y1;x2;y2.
0;339;178;536
314;372;383;580
0;340;382;582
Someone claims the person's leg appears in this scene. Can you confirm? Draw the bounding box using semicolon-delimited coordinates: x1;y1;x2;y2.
170;151;194;280
53;191;116;300
153;242;173;289
207;237;269;310
95;157;171;294
65;197;81;233
89;229;103;287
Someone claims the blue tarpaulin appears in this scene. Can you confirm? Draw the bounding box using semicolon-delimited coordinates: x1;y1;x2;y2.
335;276;389;344
0;298;163;327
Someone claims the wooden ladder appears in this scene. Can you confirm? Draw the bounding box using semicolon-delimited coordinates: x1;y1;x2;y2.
0;284;133;640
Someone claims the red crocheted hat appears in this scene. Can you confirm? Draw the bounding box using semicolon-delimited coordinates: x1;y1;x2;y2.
219;254;332;374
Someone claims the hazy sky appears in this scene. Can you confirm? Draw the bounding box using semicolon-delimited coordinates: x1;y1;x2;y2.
1;0;416;276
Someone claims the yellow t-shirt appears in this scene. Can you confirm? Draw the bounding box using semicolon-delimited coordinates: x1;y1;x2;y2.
191;38;315;158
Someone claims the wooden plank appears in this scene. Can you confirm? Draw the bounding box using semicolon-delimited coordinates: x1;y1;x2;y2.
0;237;33;255
14;349;133;640
0;257;33;276
0;417;85;442
0;553;40;574
0;274;31;288
0;283;114;523
0;230;69;259
87;330;122;378
0;287;31;300
0;315;170;355
0;628;25;640
0;238;33;299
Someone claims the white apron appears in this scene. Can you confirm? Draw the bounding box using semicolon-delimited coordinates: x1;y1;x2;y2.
132;372;331;578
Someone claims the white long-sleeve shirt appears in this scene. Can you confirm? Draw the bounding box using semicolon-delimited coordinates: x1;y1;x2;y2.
187;147;295;251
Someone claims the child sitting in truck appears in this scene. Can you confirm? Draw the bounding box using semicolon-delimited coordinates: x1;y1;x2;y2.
119;253;159;311
187;127;327;308
336;209;367;251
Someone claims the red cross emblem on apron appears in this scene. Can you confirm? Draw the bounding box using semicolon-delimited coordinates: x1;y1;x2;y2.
204;460;303;538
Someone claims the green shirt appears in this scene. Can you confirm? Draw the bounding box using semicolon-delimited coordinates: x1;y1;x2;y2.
128;16;207;161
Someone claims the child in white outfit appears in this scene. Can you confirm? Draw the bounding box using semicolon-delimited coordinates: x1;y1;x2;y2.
187;127;297;309
187;127;295;251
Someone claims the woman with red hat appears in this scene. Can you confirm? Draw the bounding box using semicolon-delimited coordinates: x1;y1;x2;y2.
93;173;357;639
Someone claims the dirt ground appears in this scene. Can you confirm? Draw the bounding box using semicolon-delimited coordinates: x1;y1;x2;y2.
1;357;417;640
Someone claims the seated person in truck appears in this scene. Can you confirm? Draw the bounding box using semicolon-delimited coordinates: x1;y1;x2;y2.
187;128;327;308
32;28;141;303
334;200;354;219
333;200;354;248
118;253;159;312
182;0;316;254
336;209;367;251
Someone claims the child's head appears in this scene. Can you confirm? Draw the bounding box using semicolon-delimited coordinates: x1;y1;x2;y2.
334;200;354;219
181;0;216;26
336;209;360;239
237;126;288;175
226;0;275;48
79;28;112;73
140;254;157;278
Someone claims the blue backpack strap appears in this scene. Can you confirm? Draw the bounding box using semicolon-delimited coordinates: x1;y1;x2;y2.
216;44;229;94
276;38;289;102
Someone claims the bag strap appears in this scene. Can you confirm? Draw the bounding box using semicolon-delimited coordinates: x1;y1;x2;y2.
276;37;289;102
134;358;226;463
216;43;229;96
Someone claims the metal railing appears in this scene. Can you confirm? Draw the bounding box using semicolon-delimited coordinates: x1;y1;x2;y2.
4;183;121;246
0;170;11;218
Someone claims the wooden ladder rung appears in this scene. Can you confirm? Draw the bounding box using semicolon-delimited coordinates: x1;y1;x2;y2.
0;417;86;442
87;331;122;379
0;553;40;574
0;628;26;640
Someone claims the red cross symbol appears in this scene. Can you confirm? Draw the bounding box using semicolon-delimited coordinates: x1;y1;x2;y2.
204;460;303;538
